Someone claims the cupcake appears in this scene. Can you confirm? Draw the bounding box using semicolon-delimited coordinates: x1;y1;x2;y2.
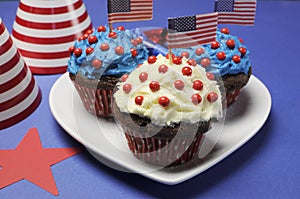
68;25;149;117
113;54;223;167
171;27;252;107
138;27;252;107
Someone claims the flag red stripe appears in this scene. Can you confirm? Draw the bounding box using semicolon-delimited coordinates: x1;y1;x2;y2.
218;20;254;25
168;31;217;43
108;11;152;17
168;37;216;49
15;11;89;30
17;49;69;59
19;0;83;15
168;27;217;39
0;88;41;130
11;24;92;44
235;1;256;5
0;64;27;94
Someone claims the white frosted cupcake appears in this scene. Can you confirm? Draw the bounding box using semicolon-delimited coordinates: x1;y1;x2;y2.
113;54;223;167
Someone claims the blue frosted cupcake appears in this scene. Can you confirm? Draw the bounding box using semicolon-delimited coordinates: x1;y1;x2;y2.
68;25;149;117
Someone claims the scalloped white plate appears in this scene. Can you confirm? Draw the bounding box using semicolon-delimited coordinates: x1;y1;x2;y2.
49;73;271;185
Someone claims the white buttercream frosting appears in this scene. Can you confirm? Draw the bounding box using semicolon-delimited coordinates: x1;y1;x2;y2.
114;54;222;126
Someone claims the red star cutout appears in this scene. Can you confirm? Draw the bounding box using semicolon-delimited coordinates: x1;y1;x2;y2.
0;128;82;195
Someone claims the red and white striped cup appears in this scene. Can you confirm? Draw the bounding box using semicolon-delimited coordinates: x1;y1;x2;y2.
11;0;93;74
0;18;42;130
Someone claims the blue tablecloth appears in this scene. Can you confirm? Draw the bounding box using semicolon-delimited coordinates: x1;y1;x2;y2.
1;0;299;198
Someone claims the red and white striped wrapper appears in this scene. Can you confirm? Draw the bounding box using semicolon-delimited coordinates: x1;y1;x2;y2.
11;0;93;74
123;126;204;167
0;18;42;130
226;89;241;107
72;80;114;118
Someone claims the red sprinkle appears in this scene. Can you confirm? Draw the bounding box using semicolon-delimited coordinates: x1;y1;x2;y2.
232;55;241;63
211;41;220;49
158;64;168;73
207;92;218;103
115;46;124;55
74;48;82;57
85;47;94;55
121;74;129;82
193;80;204;91
187;59;197;66
149;81;160;92
123;84;132;94
226;39;235;49
109;32;117;39
88;35;98;44
116;26;125;31
181;51;190;58
173;56;182;65
200;58;211;68
174;80;184;90
136;37;143;44
182;66;192;76
135;96;144;106
195;47;205;56
192;94;202;105
92;59;102;69
158;96;170;107
139;72;148;82
148;55;157;64
217;52;226;60
221;28;230;34
97;25;106;32
68;46;75;54
239;47;247;57
130;48;138;57
100;43;110;51
206;72;215;80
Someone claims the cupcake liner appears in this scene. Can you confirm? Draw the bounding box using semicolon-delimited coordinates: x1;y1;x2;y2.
226;88;241;107
72;80;113;117
123;125;204;167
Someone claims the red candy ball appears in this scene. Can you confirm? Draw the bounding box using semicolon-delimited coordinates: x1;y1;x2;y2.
211;41;220;49
92;59;102;69
200;57;211;68
193;80;204;91
68;46;75;54
206;72;215;80
78;36;84;41
109;32;117;39
115;46;124;55
116;26;125;31
158;64;168;73
123;84;132;94
174;80;184;90
239;38;244;44
182;66;192;76
85;47;94;55
136;37;143;44
88;35;98;44
74;48;82;57
217;52;226;60
148;55;157;64
181;51;190;58
166;53;174;60
100;43;109;51
191;94;202;105
221;27;230;34
139;72;148;82
238;47;247;57
158;96;170;107
83;33;89;40
130;48;138;57
232;55;241;63
226;39;235;49
187;59;197;66
149;81;160;92
195;47;205;56
97;25;106;32
207;92;218;103
131;39;138;46
121;74;129;82
173;56;182;65
135;96;144;106
86;29;93;35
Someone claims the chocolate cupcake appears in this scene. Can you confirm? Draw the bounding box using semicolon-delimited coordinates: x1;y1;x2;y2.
172;27;252;107
113;54;223;167
68;25;149;117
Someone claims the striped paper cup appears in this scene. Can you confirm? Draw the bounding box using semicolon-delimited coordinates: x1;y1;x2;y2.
0;18;42;130
11;0;93;74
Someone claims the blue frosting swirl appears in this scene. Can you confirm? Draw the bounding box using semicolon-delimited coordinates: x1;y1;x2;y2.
67;25;149;79
172;30;251;76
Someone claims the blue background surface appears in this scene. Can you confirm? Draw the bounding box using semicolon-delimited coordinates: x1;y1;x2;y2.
1;0;300;198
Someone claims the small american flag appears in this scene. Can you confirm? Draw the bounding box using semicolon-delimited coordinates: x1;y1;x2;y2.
167;12;218;49
215;0;257;25
108;0;153;23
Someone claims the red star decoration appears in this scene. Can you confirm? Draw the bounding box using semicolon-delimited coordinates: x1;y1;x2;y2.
0;128;82;195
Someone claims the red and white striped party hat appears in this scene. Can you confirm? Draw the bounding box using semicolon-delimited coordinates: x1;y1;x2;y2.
0;18;42;130
11;0;93;74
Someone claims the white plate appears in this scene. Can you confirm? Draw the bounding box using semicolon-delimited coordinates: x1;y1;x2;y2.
49;73;271;185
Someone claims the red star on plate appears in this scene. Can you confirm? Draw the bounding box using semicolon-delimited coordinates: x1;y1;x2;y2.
0;128;82;195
